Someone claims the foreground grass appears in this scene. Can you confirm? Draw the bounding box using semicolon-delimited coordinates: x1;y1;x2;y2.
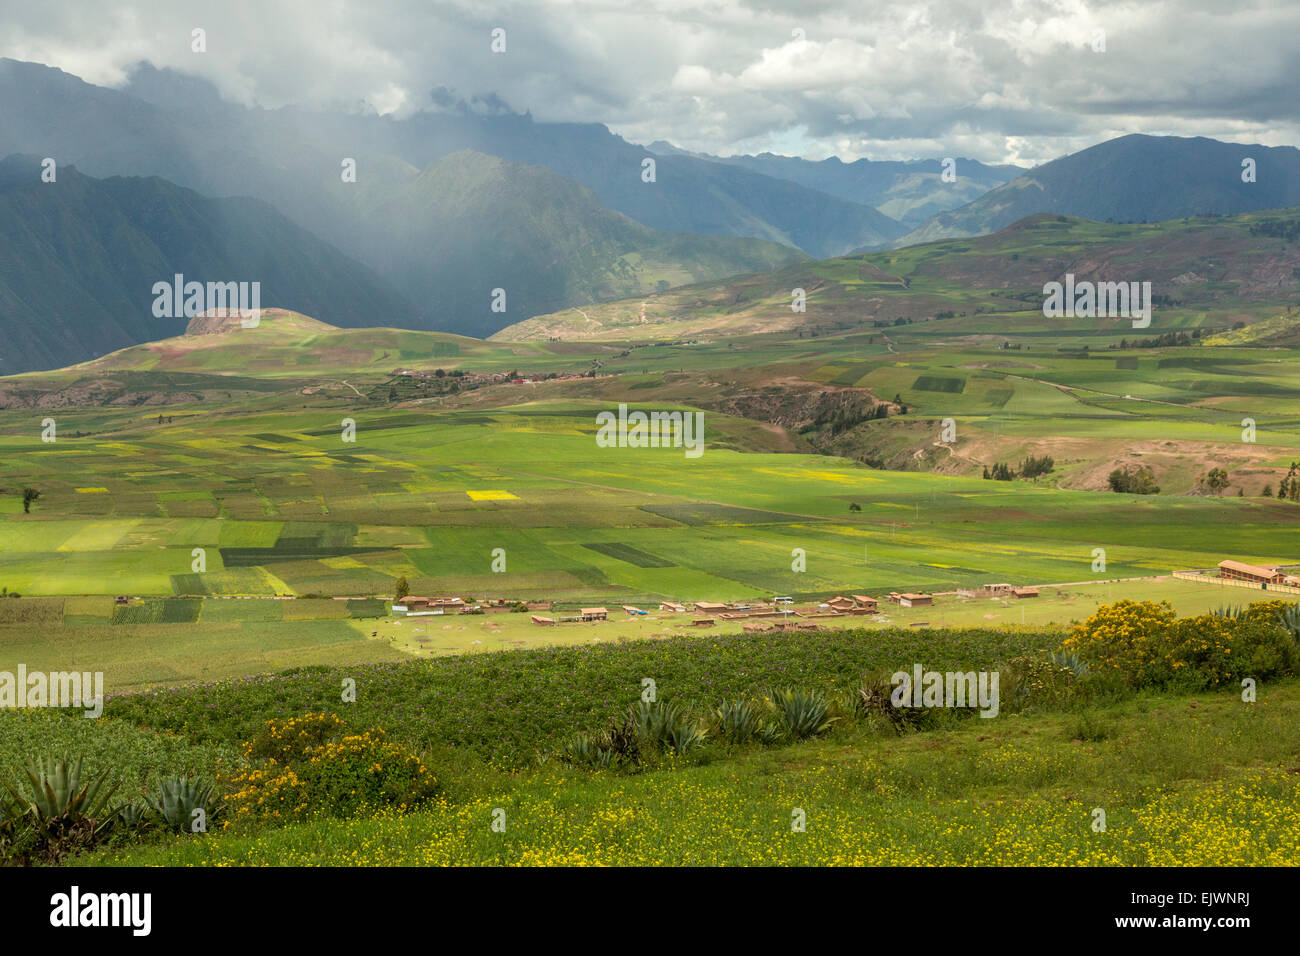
76;679;1300;866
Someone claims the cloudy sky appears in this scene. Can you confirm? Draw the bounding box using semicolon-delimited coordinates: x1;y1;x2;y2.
1;0;1296;165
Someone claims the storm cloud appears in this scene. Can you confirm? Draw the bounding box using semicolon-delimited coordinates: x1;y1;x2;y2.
0;0;1294;164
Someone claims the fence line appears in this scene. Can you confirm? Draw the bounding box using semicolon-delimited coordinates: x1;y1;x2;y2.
1172;570;1300;596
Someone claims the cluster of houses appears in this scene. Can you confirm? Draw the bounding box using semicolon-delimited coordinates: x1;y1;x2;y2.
978;583;1040;599
394;581;1049;632
395;596;553;616
529;594;930;629
393;369;593;388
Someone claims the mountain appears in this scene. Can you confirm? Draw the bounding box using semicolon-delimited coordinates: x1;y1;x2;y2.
897;134;1300;245
648;143;1021;226
0;156;417;374
353;151;808;337
0;58;905;262
493;208;1300;342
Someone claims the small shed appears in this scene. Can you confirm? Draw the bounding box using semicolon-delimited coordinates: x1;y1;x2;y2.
580;607;608;622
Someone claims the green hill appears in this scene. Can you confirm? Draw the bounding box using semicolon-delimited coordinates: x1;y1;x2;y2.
0;156;418;374
494;208;1300;342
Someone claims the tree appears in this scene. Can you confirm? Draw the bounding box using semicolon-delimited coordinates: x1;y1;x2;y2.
848;502;861;512
1018;455;1055;478
393;576;410;603
1263;484;1273;497
1107;465;1160;495
1202;467;1230;495
21;488;40;514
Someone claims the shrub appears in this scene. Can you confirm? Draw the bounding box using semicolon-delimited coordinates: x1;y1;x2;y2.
714;699;762;743
223;721;437;827
1061;600;1178;686
857;676;930;733
245;712;345;764
1001;655;1078;711
633;700;707;754
560;734;615;769
1063;600;1299;689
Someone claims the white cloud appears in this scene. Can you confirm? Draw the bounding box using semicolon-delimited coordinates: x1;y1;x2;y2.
0;0;1295;164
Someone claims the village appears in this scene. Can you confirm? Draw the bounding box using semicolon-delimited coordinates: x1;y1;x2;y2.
391;585;1044;634
387;557;1300;644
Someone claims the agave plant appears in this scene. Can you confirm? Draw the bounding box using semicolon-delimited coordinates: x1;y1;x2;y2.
1048;649;1090;679
1211;604;1244;620
115;801;155;832
3;755;120;839
773;688;836;740
633;700;706;754
148;775;216;833
664;717;707;754
1277;604;1300;641
632;699;681;746
561;734;615;769
715;699;762;743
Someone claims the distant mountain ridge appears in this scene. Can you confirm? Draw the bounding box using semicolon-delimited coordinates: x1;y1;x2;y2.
897;134;1300;245
648;142;1022;226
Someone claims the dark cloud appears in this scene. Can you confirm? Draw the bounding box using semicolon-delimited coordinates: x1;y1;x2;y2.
0;0;1294;164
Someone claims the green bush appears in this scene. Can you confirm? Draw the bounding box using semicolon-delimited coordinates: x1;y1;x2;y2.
714;699;763;743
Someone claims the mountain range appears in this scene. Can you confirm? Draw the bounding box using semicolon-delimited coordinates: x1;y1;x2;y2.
4;56;1300;373
895;134;1300;245
647;142;1022;227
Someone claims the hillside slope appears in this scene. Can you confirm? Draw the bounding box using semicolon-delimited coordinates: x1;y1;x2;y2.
494;208;1300;341
355;151;808;338
0;156;417;374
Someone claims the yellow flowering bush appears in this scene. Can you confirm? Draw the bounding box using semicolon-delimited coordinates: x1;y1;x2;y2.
223;718;438;827
1062;600;1177;686
1064;600;1298;688
244;712;346;764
